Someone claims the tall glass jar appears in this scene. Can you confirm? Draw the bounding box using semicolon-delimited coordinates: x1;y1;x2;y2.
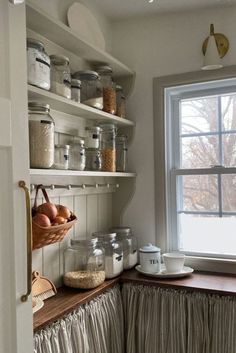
73;70;103;109
85;148;102;171
96;65;116;114
116;135;128;172
28;102;55;168
110;227;138;270
71;79;81;103
85;126;101;149
69;138;86;171
92;232;123;279
116;85;126;118
27;38;50;90
100;123;117;172
64;238;105;289
54;144;70;170
50;55;71;99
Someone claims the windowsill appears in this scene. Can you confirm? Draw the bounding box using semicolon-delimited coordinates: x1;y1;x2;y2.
185;255;236;274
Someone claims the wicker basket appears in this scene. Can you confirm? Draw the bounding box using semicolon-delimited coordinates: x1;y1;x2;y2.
32;185;77;250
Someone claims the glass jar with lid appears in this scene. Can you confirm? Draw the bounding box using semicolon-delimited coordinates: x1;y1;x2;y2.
116;135;128;172
85;148;102;171
71;79;81;103
63;238;105;289
85;126;101;149
116;85;126;118
54;144;70;170
100;123;117;172
27;38;50;90
110;227;138;270
28;102;55;169
69;138;86;171
92;231;123;279
72;70;103;109
50;55;71;99
96;65;116;115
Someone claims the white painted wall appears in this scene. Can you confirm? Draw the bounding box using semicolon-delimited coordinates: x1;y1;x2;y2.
111;6;236;248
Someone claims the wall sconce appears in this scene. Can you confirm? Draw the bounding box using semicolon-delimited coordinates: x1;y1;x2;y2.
202;24;229;70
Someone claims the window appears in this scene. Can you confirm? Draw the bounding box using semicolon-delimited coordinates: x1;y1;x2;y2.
165;78;236;259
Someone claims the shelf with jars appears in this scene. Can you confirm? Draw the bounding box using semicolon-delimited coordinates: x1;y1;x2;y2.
30;169;136;178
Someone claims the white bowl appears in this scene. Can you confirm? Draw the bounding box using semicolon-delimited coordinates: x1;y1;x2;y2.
162;253;185;273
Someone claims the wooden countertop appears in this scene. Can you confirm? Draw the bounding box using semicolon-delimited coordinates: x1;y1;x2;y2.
33;269;236;332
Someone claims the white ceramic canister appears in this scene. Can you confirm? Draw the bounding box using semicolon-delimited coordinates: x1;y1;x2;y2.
139;243;161;273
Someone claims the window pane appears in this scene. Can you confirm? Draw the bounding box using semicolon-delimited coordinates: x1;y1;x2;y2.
222;174;236;212
222;95;236;131
179;175;218;212
179;214;236;256
181;135;219;168
181;97;218;135
222;133;236;167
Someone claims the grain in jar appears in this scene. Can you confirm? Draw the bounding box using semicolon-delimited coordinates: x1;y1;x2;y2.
100;123;117;172
50;55;71;99
96;65;116;114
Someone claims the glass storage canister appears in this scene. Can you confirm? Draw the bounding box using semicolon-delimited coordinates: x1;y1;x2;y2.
96;65;116;115
54;144;70;170
92;231;123;279
69;138;86;171
28;102;55;169
116;85;126;118
27;38;50;90
116;135;128;172
72;70;103;109
63;238;105;289
85;148;102;171
110;227;138;270
71;79;81;103
85;126;101;149
50;55;71;99
100;123;117;172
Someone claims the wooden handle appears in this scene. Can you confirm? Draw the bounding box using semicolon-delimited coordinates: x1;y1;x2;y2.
19;180;32;302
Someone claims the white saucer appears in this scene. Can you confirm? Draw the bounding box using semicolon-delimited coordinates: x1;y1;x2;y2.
33;297;44;314
135;264;194;278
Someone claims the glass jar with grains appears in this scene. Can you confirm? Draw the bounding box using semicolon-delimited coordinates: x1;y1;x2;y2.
50;55;71;99
100;123;117;172
92;232;123;279
28;102;55;169
96;65;116;114
64;238;105;289
72;70;103;109
27;38;50;90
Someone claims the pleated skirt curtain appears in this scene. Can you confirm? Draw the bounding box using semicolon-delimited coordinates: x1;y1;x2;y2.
34;285;124;353
122;283;236;353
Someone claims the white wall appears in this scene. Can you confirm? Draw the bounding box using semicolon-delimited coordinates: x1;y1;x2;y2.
111;6;236;248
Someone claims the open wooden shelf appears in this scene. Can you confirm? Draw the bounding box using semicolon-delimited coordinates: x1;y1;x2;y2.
30;169;136;178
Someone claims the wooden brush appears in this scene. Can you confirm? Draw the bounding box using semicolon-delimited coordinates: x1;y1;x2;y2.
32;271;57;301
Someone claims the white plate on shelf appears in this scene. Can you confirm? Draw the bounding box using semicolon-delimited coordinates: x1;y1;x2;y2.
135;264;194;279
33;297;44;314
67;2;106;50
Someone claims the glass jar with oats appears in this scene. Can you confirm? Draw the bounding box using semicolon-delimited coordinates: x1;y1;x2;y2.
96;65;116;114
100;123;117;172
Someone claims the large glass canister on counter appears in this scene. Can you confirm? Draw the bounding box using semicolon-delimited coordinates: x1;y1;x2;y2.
72;70;103;109
50;55;71;99
116;135;128;172
28;102;55;169
69;138;86;171
92;231;123;279
110;227;138;270
100;123;117;172
63;239;105;289
96;65;116;115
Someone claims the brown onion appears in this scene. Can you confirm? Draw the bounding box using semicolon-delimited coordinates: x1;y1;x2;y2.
37;202;58;221
33;213;51;228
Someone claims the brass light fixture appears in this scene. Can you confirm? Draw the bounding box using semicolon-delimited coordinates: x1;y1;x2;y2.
202;24;229;70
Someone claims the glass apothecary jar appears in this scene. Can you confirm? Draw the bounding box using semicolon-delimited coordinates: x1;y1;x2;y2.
50;55;71;99
71;79;81;103
85;148;102;171
100;123;117;172
28;102;55;169
110;227;138;270
73;70;103;109
92;231;123;279
27;38;50;90
63;238;105;289
69;138;86;171
96;65;116;115
116;135;128;172
54;144;70;170
85;126;101;149
116;85;126;118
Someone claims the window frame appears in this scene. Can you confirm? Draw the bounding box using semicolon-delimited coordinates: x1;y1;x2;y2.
153;66;236;273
